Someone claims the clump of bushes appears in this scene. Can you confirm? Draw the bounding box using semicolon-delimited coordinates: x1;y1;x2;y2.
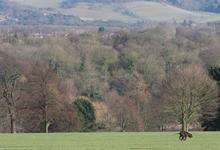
74;96;96;131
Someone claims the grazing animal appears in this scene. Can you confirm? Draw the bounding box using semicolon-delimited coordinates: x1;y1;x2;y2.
179;131;193;141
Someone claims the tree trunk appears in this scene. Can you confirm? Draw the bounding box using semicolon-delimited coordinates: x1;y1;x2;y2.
161;125;164;132
44;106;48;133
181;117;189;132
10;113;16;133
181;112;187;132
46;122;50;133
186;124;189;132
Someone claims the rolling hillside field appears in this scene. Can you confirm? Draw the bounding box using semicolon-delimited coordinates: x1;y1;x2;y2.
9;0;61;8
0;132;220;150
60;3;137;22
8;0;220;23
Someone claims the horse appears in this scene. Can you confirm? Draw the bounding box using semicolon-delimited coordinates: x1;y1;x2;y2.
179;131;193;141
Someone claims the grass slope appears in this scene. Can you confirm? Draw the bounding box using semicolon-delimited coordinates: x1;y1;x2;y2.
9;0;61;8
60;3;137;23
124;1;220;22
0;132;219;150
7;0;220;23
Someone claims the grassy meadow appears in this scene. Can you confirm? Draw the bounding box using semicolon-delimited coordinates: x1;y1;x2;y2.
0;132;219;150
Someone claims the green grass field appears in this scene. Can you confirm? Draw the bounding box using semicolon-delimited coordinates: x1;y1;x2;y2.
0;132;219;150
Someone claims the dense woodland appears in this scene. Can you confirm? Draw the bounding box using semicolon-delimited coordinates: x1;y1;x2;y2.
0;24;220;133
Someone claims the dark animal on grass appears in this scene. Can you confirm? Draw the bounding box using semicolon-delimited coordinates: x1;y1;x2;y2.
179;131;193;141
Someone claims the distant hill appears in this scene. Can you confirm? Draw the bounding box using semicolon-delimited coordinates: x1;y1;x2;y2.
60;0;220;13
9;0;61;8
3;0;220;26
0;0;82;25
166;0;220;13
60;0;137;8
58;1;220;23
9;0;220;13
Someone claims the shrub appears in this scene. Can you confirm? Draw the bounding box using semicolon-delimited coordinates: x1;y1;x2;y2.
74;96;96;131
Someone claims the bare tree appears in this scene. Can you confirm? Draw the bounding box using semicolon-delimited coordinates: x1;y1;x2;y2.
106;90;144;131
163;64;218;138
0;70;20;133
0;51;24;133
28;61;59;133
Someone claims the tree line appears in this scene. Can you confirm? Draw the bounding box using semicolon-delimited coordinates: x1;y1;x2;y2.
0;25;219;133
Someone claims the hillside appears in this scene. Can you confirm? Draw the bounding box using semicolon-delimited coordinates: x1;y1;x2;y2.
0;0;82;25
59;1;220;23
58;0;220;13
0;25;220;132
9;0;220;13
167;0;220;13
4;0;220;25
